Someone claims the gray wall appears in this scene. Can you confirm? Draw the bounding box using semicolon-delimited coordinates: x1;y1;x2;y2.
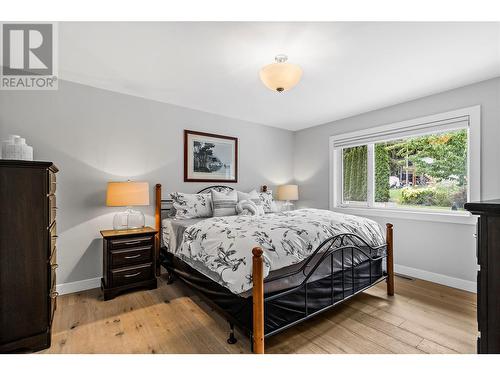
0;80;294;288
294;77;500;288
1;77;498;291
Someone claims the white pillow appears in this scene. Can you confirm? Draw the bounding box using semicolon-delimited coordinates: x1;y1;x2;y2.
211;189;238;217
170;192;212;219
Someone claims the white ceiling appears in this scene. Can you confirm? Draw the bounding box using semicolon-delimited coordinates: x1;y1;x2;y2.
59;22;500;131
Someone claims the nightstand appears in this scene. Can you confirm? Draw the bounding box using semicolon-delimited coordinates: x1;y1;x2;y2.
100;226;158;300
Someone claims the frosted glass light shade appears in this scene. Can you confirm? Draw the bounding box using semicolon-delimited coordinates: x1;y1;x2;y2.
277;185;299;201
259;58;302;92
106;181;150;207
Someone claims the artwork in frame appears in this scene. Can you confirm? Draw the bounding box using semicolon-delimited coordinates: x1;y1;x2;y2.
184;130;238;183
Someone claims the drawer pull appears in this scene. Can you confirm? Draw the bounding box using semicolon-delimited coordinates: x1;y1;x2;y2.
124;254;142;259
50;291;59;298
124;271;141;278
124;240;141;246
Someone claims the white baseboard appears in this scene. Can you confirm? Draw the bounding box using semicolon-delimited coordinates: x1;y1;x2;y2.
395;264;476;293
56;277;101;295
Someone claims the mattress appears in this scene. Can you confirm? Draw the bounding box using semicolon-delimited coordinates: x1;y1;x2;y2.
162;217;204;252
162;209;386;296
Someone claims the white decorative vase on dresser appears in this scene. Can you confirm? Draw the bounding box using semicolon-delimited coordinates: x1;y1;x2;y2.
1;135;34;161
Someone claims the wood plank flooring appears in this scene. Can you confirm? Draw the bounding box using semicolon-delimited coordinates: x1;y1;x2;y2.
40;275;477;354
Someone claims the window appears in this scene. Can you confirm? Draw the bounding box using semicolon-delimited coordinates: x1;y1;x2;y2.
342;145;367;204
330;106;480;219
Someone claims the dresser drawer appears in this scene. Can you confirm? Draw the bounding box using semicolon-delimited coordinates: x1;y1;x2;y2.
50;265;57;291
49;286;58;326
49;170;57;194
110;245;152;268
109;235;153;250
49;262;58;326
50;260;58;279
50;245;57;267
48;194;57;226
110;263;152;287
50;222;57;253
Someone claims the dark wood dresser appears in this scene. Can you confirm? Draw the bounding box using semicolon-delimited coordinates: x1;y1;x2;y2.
0;160;58;353
100;227;157;300
465;199;500;354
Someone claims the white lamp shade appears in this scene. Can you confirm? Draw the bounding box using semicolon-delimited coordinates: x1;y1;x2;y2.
106;181;150;207
277;185;299;201
259;62;302;92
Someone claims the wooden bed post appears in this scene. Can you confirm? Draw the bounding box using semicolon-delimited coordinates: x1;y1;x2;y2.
386;223;394;296
155;184;162;276
252;247;265;354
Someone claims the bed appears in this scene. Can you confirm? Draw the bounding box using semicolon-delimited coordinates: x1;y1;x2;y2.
154;184;394;354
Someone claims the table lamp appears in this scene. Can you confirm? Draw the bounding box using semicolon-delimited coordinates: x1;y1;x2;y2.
277;184;299;211
106;181;150;230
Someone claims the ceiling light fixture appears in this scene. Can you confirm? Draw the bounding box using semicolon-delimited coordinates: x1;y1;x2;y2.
259;54;302;93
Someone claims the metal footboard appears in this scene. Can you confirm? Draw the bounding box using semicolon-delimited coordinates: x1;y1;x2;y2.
261;233;388;337
251;223;394;353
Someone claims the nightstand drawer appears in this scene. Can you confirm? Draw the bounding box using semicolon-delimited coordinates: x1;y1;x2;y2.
109;235;153;250
110;246;152;268
101;227;157;300
110;263;152;287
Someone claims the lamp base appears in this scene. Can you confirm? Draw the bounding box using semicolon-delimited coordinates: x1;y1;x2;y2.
113;208;145;230
282;200;295;212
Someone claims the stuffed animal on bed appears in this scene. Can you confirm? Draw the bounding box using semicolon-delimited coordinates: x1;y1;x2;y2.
236;199;264;216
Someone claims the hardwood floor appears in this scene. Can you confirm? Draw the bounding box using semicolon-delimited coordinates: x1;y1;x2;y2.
41;275;477;354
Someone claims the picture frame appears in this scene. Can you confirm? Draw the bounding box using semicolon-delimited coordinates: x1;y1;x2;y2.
184;130;238;183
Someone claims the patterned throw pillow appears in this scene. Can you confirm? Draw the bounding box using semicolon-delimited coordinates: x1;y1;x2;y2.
170;192;212;219
259;190;278;213
211;189;238;217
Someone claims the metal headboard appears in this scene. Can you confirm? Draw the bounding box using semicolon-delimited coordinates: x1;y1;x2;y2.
197;185;234;194
154;183;269;275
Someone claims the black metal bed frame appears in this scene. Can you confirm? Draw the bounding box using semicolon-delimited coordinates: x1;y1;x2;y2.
157;184;392;352
261;232;388;339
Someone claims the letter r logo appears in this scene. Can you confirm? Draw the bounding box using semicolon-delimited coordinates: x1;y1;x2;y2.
2;24;53;75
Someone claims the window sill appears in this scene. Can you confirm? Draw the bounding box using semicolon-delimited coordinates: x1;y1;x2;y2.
332;206;477;225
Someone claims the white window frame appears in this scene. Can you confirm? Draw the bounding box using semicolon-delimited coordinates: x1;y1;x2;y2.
329;105;480;225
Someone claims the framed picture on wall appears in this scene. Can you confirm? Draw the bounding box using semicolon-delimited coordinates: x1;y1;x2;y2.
184;130;238;182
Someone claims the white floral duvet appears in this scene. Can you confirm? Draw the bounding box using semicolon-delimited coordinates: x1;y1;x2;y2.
173;208;386;294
